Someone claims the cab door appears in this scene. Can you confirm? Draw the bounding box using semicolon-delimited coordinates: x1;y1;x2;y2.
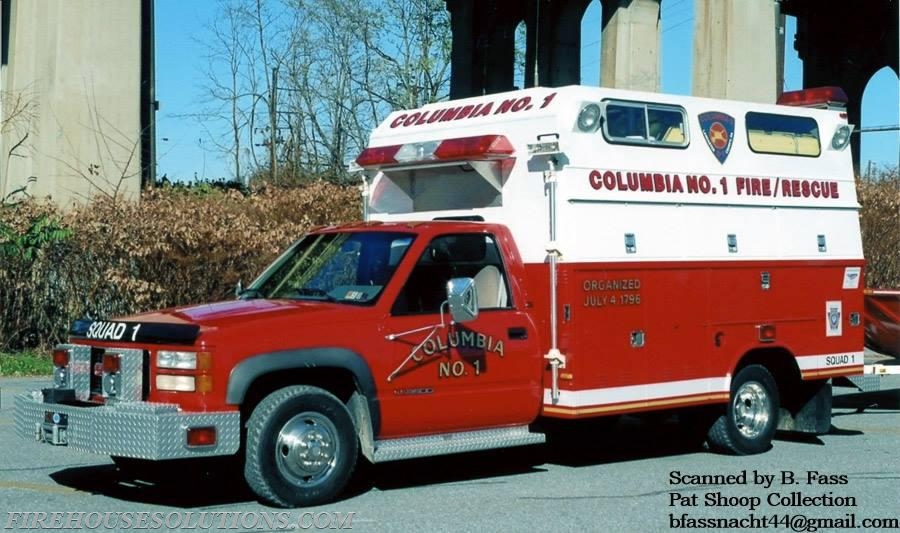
378;232;542;436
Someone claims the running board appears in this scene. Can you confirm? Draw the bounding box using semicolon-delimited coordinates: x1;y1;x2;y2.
372;425;545;463
834;364;900;393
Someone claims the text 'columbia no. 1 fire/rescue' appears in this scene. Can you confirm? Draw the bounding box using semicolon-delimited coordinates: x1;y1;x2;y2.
589;170;840;199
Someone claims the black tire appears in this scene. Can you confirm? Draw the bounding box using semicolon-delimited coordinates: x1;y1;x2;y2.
707;364;779;455
677;406;720;449
244;385;358;507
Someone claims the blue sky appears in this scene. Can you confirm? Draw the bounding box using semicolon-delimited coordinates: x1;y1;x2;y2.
154;0;899;181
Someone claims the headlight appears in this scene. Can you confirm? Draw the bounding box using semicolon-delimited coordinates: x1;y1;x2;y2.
156;375;195;392
156;350;198;369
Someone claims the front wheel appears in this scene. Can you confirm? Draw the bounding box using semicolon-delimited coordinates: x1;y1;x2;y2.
244;385;358;507
707;364;779;455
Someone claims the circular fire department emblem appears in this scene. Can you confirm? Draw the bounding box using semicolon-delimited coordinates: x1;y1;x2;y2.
708;122;729;149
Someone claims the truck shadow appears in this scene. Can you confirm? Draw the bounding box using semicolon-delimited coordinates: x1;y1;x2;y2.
47;411;865;507
348;414;709;497
45;415;703;507
832;388;900;411
49;461;255;507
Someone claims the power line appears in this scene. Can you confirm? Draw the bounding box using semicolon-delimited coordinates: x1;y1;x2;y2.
856;125;900;133
663;16;694;34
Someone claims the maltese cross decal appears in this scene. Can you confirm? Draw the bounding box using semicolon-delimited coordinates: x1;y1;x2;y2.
698;111;735;164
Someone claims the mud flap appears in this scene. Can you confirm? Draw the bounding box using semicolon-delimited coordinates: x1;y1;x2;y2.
776;380;831;434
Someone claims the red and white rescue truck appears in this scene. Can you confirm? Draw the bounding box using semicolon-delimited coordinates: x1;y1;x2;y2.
16;85;867;507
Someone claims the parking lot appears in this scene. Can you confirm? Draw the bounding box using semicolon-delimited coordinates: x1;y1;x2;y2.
2;375;899;532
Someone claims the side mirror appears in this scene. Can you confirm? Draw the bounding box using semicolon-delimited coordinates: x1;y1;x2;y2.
235;279;243;299
446;277;479;323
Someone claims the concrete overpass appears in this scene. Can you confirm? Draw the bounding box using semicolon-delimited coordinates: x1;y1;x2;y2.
446;0;899;170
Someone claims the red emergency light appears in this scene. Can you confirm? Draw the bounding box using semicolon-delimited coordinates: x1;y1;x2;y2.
356;135;514;168
777;87;848;109
52;348;70;368
102;353;121;373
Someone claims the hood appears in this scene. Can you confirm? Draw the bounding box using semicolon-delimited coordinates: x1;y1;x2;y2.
69;299;374;346
133;299;369;329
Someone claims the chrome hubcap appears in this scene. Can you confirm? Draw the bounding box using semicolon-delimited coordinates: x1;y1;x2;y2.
732;381;771;439
275;412;339;487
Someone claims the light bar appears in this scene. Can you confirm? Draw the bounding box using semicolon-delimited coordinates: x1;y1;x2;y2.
355;135;514;168
355;144;402;167
777;87;848;108
433;135;514;160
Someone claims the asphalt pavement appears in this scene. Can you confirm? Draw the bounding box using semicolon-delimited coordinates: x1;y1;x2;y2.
1;375;898;532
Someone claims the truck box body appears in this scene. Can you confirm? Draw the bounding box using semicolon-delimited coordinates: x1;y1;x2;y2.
361;85;864;417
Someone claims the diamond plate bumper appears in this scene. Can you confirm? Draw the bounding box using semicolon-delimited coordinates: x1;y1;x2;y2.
14;391;240;460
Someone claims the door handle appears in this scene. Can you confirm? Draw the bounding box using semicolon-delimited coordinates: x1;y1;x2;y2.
508;327;528;340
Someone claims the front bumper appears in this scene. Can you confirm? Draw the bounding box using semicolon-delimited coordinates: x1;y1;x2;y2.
14;390;241;460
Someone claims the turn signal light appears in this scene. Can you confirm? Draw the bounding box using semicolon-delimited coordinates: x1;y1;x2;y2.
758;324;777;342
52;348;70;368
186;426;217;447
196;374;213;394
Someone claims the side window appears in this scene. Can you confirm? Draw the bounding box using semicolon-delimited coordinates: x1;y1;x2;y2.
603;101;689;147
746;112;821;156
392;233;511;315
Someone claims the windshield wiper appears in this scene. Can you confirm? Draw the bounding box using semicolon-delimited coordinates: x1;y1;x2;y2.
237;287;265;300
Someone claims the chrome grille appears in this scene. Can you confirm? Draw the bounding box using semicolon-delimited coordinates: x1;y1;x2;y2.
61;344;145;403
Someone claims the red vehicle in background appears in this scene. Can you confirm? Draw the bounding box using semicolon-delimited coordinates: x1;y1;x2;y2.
864;289;900;358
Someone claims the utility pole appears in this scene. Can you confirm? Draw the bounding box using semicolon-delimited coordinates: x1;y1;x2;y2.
270;67;279;185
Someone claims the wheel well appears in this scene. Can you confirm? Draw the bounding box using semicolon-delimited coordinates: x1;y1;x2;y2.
734;346;832;434
241;367;359;420
239;367;377;462
734;347;801;400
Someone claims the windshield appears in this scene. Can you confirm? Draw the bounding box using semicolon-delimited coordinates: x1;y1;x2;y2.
247;231;415;304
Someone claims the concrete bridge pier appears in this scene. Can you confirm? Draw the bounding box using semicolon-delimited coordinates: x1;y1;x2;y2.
692;0;783;104
599;0;661;92
523;0;593;89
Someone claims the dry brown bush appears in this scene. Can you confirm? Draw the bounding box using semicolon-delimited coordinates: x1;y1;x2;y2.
0;181;359;350
858;168;900;289
1;172;897;351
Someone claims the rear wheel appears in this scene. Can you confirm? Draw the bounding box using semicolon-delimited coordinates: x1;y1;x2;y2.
707;364;779;455
244;385;358;507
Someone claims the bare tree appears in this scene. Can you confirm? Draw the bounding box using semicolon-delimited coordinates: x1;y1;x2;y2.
360;0;451;110
1;86;39;201
196;0;452;184
53;88;144;202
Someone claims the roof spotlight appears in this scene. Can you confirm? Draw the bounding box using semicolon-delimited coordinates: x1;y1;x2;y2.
577;104;602;132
